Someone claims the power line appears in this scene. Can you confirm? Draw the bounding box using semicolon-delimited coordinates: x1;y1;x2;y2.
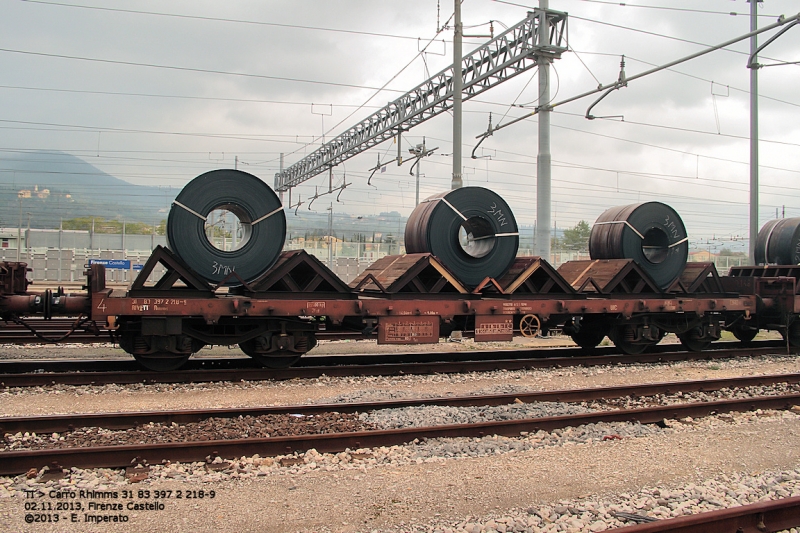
19;0;428;42
566;0;780;18
290;13;455;159
0;118;331;143
420;153;795;206
567;13;789;63
0;84;388;108
0;83;512;115
494;0;790;63
548;114;800;169
571;51;800;109
0;47;409;93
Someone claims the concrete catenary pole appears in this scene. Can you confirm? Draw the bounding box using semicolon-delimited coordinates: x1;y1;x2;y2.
535;0;552;260
748;0;761;264
279;153;285;205
16;196;21;262
327;203;333;269
416;151;421;206
451;0;463;190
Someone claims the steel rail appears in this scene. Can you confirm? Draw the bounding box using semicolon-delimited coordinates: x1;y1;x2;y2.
0;340;783;373
0;344;789;388
3;372;800;434
0;319;114;344
614;495;800;532
1;393;798;475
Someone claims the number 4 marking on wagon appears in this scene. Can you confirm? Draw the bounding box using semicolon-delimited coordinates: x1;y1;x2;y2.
97;298;107;312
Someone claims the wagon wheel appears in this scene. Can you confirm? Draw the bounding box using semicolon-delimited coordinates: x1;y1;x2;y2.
571;328;606;350
571;320;607;350
239;333;317;369
676;325;712;352
239;340;302;369
730;324;758;343
119;332;198;372
678;334;711;352
519;314;541;338
609;325;648;355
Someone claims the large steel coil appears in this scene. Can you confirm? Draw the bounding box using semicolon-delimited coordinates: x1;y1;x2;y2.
405;187;519;286
589;202;688;289
167;169;286;285
755;217;800;265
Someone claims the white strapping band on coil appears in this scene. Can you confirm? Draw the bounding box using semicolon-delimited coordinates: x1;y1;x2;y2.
761;221;778;263
250;206;284;226
440;197;468;221
471;232;519;241
667;237;689;248
173;200;207;222
592;220;645;239
593;220;688;248
425;197;513;231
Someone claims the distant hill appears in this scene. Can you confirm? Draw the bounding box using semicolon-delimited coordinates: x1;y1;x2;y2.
0;151;409;237
0;150;177;228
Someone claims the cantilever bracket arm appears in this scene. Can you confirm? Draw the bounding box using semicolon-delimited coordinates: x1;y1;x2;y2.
587;55;627;120
291;196;304;216
471;113;494;159
471;133;491;159
308;182;350;209
336;181;351;202
472;109;541;158
408;146;438;176
748;17;800;68
585;84;626;120
408;157;420;177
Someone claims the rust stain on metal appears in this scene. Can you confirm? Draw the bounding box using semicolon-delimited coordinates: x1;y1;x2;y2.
612;495;800;532
475;316;513;342
1;393;799;475
378;316;439;344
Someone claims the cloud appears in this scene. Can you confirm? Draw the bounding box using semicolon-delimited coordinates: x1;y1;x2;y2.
0;0;798;241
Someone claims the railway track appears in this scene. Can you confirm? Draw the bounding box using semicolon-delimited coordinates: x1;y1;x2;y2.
613;496;800;532
3;373;799;475
0;318;110;344
0;341;790;387
0;318;370;344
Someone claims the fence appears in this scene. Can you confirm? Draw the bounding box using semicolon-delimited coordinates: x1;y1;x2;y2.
0;244;391;285
1;242;751;287
0;248;164;284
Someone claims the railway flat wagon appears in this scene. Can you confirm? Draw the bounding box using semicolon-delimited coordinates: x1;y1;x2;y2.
1;171;798;371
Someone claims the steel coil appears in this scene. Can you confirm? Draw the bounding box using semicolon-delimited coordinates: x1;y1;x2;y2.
755;217;800;265
589;202;688;289
167;169;286;285
404;187;519;286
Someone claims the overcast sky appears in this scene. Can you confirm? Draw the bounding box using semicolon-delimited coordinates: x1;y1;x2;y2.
1;0;799;252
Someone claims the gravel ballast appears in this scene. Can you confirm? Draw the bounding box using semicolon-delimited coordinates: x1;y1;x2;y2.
1;410;800;532
2;344;800;532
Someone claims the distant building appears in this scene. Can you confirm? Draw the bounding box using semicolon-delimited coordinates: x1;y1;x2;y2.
0;229;19;249
17;185;51;199
688;250;717;262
